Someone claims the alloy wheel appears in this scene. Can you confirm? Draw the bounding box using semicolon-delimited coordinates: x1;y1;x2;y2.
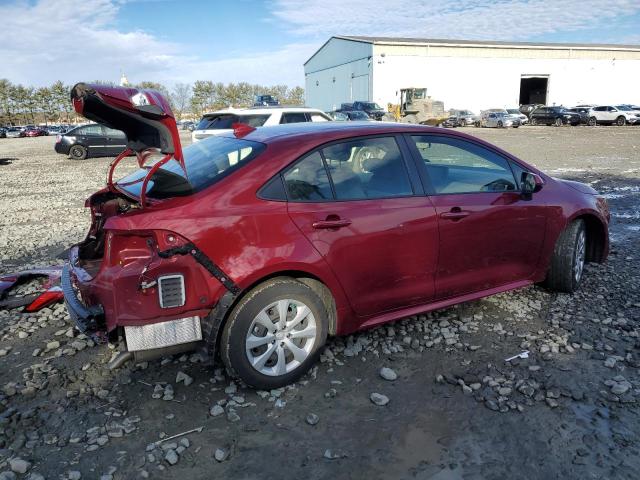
245;299;317;376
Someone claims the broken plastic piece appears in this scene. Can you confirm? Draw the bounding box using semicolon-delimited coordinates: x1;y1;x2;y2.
0;267;64;311
24;287;64;313
505;350;530;362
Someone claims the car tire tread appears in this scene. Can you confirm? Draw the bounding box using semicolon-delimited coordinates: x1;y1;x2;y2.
544;219;586;293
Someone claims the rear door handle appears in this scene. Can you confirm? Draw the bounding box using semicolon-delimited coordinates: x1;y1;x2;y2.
440;209;471;220
312;219;352;229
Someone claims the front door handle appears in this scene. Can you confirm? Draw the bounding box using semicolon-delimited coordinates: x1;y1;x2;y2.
440;208;470;221
312;219;352;229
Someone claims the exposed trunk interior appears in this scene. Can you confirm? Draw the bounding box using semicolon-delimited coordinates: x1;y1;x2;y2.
519;76;548;105
77;191;137;277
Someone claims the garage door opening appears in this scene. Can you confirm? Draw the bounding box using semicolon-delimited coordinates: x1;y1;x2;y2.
519;76;548;105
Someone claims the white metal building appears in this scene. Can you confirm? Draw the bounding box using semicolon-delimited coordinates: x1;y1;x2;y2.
304;36;640;114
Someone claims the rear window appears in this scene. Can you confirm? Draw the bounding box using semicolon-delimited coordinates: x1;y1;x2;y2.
116;136;266;199
197;114;270;130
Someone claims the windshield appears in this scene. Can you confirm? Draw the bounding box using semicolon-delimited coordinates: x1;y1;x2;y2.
363;102;382;110
116;136;266;199
506;109;519;114
197;113;270;130
615;105;632;111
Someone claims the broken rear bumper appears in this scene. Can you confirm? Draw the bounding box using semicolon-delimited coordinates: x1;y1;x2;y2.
61;263;105;341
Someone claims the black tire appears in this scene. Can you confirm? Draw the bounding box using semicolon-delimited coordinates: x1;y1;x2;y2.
69;145;87;160
554;117;563;127
544;219;586;293
220;278;329;389
616;116;626;126
530;117;537;126
497;121;503;128
588;117;597;126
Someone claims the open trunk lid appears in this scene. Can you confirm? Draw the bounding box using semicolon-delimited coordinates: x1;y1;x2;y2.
70;82;184;171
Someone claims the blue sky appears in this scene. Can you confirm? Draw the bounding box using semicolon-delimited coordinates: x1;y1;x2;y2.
1;0;639;88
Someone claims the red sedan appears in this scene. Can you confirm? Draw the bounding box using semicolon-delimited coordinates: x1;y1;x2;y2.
63;83;609;389
24;127;48;137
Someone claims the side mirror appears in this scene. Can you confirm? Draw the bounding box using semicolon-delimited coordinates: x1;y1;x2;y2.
521;172;544;200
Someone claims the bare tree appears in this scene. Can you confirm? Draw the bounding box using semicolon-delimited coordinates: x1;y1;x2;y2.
171;83;192;120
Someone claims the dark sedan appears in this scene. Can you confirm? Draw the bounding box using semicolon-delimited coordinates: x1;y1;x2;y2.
54;124;127;159
529;107;581;126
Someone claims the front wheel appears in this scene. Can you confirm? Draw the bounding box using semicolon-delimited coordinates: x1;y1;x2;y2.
616;116;626;126
220;278;328;389
544;219;586;293
554;117;563;127
530;118;537;126
497;121;503;128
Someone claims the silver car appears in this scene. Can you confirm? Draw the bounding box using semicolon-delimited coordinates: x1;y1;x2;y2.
481;112;519;128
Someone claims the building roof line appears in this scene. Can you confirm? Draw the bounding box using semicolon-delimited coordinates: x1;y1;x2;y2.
335;35;640;52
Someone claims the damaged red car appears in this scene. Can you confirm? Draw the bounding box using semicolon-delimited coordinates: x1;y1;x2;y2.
63;83;609;389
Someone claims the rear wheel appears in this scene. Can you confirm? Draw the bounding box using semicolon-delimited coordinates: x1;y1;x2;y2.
588;117;597;126
69;145;87;160
616;116;626;126
544;219;586;293
220;278;328;389
530;117;537;126
497;121;503;128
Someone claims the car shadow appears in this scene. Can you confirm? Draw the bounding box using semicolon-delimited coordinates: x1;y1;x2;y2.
0;158;17;166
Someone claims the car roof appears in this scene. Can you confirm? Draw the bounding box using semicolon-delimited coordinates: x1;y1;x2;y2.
219;121;463;144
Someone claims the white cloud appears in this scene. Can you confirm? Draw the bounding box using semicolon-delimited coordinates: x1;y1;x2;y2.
0;0;313;88
270;0;640;41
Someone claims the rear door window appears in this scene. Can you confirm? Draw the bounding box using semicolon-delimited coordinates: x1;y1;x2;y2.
197;114;270;130
79;125;103;136
283;152;333;201
410;135;517;194
280;112;308;124
309;113;330;122
322;137;413;200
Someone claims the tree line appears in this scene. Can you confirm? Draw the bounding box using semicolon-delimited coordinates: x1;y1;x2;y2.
0;79;305;126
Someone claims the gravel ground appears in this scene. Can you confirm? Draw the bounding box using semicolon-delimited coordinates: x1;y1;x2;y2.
0;125;638;480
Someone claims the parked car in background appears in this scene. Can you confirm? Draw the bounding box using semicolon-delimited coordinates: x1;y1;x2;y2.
481;112;519;128
506;109;529;125
350;101;386;120
181;121;195;131
5;127;24;138
565;107;590;125
24;127;48;137
326;111;349;121
342;110;375;121
46;125;64;135
450;109;479;126
54;124;127;159
192;107;331;142
588;105;640;126
0;128;6;138
254;95;279;106
529;107;581;126
65;82;610;389
440;116;461;128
